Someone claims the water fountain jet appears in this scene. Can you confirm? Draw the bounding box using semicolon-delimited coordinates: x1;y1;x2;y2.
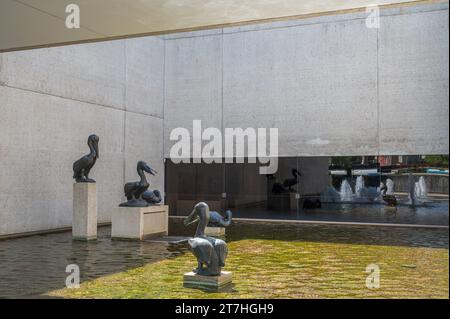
339;179;354;202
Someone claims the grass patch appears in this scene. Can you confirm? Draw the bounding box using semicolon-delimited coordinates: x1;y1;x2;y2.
48;239;448;299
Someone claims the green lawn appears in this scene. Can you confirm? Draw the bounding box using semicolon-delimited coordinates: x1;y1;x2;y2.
48;239;449;299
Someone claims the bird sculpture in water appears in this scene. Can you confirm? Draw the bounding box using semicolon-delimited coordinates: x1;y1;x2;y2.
380;183;397;207
73;134;99;183
120;161;157;207
283;168;302;191
184;202;228;276
207;210;232;227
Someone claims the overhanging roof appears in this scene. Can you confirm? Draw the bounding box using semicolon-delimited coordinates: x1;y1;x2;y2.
0;0;442;52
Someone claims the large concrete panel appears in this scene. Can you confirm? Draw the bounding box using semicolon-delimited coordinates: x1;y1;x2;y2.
124;112;164;204
0;40;126;109
223;18;379;156
164;34;223;157
379;9;449;155
0;86;125;235
0;35;166;236
125;37;165;117
164;2;448;157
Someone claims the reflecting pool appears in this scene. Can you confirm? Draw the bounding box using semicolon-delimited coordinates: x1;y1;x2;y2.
0;220;448;298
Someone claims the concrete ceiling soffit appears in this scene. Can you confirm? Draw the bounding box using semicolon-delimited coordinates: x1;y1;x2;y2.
0;0;440;52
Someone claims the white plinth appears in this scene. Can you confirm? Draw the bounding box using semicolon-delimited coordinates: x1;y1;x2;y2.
72;183;97;241
112;205;168;240
290;192;298;211
205;227;226;236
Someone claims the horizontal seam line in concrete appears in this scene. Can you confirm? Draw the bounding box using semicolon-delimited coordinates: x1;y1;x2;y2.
169;216;449;229
164;7;448;40
0;83;164;120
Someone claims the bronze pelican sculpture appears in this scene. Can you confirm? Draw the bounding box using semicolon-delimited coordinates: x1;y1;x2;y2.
142;189;162;205
119;161;157;207
184;202;228;276
208;210;232;227
283;168;301;191
72;134;99;183
272;181;286;194
380;183;397;207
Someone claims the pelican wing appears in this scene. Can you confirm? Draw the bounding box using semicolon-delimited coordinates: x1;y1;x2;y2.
188;238;213;265
73;155;89;178
213;238;228;267
124;181;140;198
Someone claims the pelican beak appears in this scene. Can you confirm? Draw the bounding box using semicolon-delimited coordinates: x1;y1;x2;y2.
183;216;199;226
144;164;157;176
184;209;199;226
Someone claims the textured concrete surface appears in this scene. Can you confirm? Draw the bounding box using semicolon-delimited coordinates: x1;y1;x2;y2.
125;37;165;118
0;41;126;109
72;182;97;240
111;205;169;240
0;1;448;236
390;174;449;194
0;38;165;236
223;18;378;156
163;1;449;157
205;227;226;236
164;34;223;156
379;9;449;155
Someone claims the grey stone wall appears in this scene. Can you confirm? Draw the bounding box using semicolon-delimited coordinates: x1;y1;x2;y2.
163;2;449;157
389;174;449;194
0;1;448;236
0;37;165;236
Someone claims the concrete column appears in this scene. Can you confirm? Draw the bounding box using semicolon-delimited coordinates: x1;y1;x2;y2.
72;183;98;240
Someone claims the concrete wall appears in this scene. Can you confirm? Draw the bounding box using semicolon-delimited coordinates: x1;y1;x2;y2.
0;37;165;236
389;174;449;194
0;1;448;236
163;2;449;157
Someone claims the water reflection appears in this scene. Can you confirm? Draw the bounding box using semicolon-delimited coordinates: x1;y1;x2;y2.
0;227;188;298
229;200;448;226
0;220;447;298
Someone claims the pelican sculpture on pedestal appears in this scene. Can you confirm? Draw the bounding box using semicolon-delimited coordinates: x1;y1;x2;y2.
119;161;157;207
73;134;99;183
184;202;228;276
142;189;162;204
283;168;301;192
380;183;397;207
208;210;232;227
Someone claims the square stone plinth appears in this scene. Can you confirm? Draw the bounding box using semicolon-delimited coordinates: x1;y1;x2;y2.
112;205;168;240
290;192;300;211
72;183;97;241
205;227;226;236
183;271;232;291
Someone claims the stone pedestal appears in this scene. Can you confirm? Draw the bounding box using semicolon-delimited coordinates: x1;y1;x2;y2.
72;183;97;241
205;227;226;236
183;271;232;291
112;205;168;240
290;193;305;211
